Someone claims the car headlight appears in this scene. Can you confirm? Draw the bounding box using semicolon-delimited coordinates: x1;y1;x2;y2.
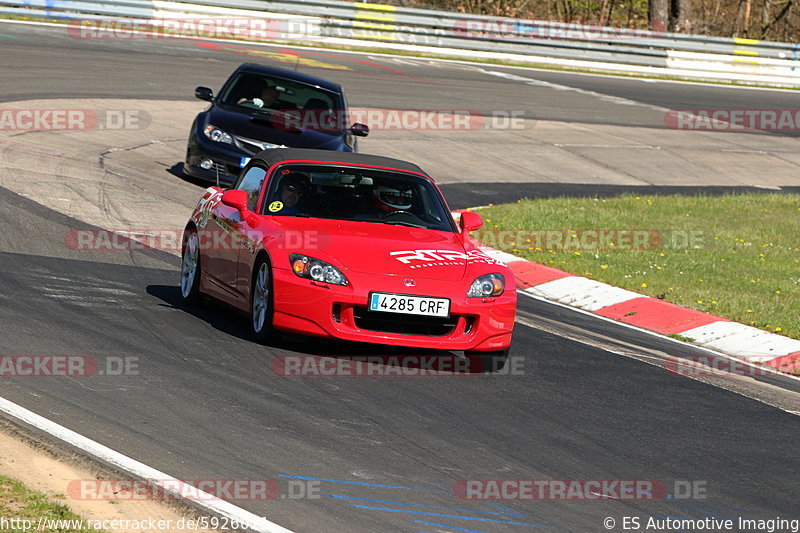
468;273;505;297
290;254;348;286
203;124;234;144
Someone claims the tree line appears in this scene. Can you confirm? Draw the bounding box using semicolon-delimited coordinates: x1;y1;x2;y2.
388;0;798;42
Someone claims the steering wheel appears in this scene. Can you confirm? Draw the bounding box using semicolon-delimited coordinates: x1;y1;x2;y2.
381;210;415;220
380;210;425;226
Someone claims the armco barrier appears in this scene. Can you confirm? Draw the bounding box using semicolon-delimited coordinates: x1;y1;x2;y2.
1;0;799;85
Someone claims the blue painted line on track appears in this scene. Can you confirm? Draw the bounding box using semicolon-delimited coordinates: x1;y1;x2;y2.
277;474;449;493
411;520;489;533
323;494;510;516
349;504;553;527
488;503;528;519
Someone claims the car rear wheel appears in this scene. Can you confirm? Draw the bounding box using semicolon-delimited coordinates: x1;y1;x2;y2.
465;348;509;373
251;257;275;342
180;228;202;304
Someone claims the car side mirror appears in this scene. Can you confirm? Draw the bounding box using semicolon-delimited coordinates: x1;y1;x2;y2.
350;123;369;137
195;86;214;102
460;211;483;234
221;189;249;212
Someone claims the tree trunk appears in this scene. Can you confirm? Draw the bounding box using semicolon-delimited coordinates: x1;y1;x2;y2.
761;0;793;36
763;0;773;32
649;0;668;30
672;0;692;31
606;0;616;26
734;0;753;36
599;0;609;25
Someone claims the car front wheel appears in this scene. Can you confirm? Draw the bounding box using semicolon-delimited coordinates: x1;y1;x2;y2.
251;256;275;342
180;228;202;305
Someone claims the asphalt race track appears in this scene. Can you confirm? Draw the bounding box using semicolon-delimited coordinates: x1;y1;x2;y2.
1;21;799;533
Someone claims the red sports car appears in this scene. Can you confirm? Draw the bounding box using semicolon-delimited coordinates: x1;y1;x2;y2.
180;149;516;370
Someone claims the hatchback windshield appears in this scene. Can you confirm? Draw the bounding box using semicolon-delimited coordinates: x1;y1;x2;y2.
263;164;456;232
219;73;342;117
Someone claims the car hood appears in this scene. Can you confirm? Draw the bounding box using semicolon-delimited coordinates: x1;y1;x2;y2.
207;106;347;150
273;218;468;281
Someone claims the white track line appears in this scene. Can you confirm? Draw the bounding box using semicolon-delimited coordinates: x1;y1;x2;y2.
0;397;295;533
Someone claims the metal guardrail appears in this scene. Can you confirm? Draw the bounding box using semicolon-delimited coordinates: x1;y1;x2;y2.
2;0;799;83
176;0;800;64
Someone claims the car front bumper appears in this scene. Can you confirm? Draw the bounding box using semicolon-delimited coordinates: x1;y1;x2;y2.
270;268;516;352
184;131;251;185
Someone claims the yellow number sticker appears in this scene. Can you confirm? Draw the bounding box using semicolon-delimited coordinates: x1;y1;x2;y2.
268;201;284;212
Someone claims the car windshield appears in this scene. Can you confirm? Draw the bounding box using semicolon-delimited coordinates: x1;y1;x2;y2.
219;72;342;118
263;164;456;232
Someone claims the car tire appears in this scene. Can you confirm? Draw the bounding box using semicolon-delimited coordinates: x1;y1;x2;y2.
465;348;509;373
180;227;203;305
251;256;275;343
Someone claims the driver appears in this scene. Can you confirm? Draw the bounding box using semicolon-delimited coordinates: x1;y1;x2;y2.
238;81;279;108
373;185;413;214
237;80;295;110
272;172;310;216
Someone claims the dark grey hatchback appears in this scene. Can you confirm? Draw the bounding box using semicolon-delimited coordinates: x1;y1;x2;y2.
184;63;369;185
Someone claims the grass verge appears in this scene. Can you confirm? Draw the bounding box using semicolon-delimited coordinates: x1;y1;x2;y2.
0;475;100;532
474;193;800;340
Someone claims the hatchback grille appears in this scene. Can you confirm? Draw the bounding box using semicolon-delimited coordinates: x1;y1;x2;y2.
352;307;457;337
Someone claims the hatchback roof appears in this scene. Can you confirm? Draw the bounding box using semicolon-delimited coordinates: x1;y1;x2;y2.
235;63;342;93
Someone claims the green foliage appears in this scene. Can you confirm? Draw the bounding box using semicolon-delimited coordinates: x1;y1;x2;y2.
0;476;101;532
477;193;800;339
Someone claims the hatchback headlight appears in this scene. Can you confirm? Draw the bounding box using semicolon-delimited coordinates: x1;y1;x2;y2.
290;254;348;286
203;124;234;144
468;273;505;297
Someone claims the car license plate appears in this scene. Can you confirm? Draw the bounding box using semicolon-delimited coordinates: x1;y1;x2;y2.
368;292;450;317
239;157;251;168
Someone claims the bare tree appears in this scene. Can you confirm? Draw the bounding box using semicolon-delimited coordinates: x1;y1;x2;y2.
649;0;669;30
734;0;753;35
761;0;793;35
671;0;692;31
406;0;799;42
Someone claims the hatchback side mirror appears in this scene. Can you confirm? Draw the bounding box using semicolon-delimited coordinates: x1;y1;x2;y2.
350;123;369;137
195;86;214;102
